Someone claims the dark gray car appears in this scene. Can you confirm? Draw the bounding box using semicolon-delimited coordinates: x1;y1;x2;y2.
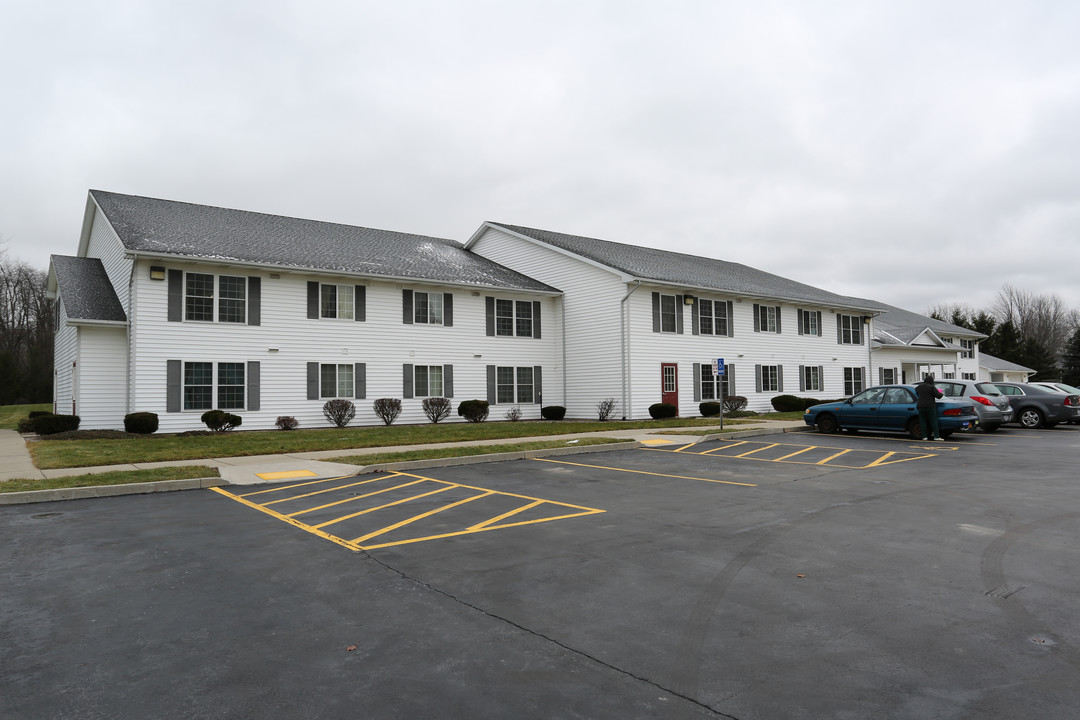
993;382;1080;428
936;379;1012;431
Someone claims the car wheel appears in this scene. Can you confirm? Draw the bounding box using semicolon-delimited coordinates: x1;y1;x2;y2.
817;414;838;434
906;418;922;439
1018;408;1045;429
981;424;1000;433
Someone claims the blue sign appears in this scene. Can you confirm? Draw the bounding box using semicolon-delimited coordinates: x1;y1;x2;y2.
714;358;725;376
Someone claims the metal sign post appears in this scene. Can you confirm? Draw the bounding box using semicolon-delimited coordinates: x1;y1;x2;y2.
715;358;725;430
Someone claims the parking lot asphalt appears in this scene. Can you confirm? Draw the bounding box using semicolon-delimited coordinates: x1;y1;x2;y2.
3;425;1080;719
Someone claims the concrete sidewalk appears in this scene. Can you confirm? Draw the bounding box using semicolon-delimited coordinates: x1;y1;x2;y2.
0;420;809;498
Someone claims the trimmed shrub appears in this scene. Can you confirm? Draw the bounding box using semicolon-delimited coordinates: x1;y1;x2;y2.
275;416;300;431
648;403;677;419
541;406;566;421
124;412;159;434
323;399;356;428
423;397;453;424
28;410;53;419
723;395;748;413
699;401;722;417
504;405;523;422
31;414;81;435
596;397;618;421
201;409;242;432
770;395;805;412
372;398;402;426
16;417;34;433
457;400;489;423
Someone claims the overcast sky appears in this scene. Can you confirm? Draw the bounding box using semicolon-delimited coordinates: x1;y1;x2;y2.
3;0;1079;316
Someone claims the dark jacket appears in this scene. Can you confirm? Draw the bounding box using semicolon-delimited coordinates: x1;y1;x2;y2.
915;380;943;409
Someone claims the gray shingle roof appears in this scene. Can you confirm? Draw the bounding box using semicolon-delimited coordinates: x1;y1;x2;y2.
487;222;879;310
90;191;559;293
860;300;988;344
979;352;1034;373
50;255;127;323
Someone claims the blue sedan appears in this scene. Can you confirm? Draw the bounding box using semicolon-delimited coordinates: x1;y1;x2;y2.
803;385;980;439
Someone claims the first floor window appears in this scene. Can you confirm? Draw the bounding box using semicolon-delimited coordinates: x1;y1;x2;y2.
415;365;444;397
963;372;976;380
803;365;822;391
844;367;864;395
759;365;780;392
184;361;245;410
495;366;534;404
700;363;720;400
881;368;896;385
320;364;354;398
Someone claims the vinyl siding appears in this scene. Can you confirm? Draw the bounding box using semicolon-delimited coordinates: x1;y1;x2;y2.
53;299;78;415
470;227;624;419
84;206;133;312
78;327;128;429
129;261;561;431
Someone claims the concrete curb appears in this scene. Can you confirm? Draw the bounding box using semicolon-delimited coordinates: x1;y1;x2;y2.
0;477;228;506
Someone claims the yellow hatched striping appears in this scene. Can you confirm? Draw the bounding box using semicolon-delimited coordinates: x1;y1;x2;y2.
213;471;604;551
531;457;757;487
255;470;319;480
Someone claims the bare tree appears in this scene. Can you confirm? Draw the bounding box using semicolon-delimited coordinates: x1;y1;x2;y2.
0;249;54;404
991;284;1079;359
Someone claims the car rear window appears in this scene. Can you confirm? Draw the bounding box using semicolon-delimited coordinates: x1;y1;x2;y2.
975;383;1003;395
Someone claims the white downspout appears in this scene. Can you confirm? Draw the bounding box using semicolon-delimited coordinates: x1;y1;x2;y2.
620;281;642;419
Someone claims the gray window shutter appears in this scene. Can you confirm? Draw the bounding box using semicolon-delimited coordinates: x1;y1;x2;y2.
533;301;541;339
879;367;885;385
693;362;701;402
777;365;784;392
691;301;699;336
355;363;366;400
485;297;495;336
403;364;414;398
818;366;824;390
797;309;804;336
533;365;542;403
402;290;414;324
168;270;183;322
799;365;806;392
860;317;866;345
443;293;453;326
651;292;661;333
307;282;319;319
307;362;319;400
675;296;684;334
246;361;260;410
355;286;366;322
166;360;181;412
755;364;763;393
837;315;843;344
726;301;734;337
816;311;823;336
775;306;782;334
443;364;454;398
753;304;760;332
728;363;735;395
247;277;261;326
486;365;496;404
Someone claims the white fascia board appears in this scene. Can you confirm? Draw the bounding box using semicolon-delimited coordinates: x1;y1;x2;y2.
67;319;128;328
467;222;635;283
123;249;562;296
646;279;882;314
76;193;100;258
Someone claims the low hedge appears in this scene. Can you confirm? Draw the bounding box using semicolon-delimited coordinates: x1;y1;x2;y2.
457;400;490;423
124;412;159;434
648;402;677;419
699;401;722;417
31;414;81;435
541;405;566;420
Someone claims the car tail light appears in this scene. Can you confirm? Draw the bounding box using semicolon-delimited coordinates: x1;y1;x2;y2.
1065;396;1080;407
943;408;964;416
970;396;994;406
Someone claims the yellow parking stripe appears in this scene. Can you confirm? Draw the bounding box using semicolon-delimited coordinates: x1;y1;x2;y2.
314;484;457;529
238;472;385;497
700;440;748;455
816;449;853;465
210;487;361;552
470;500;545;530
261;475;389;506
287;478;430;517
349;490;495;543
734;443;779;458
532;457;757;487
773;446;817;461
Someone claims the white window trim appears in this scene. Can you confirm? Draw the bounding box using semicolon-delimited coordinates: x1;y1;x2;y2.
414;292;444;325
493;366;535;405
760;365;780;393
319;283;355;321
495;298;534;338
414;365;444;397
698;298;729;336
319;363;354;399
839;314;863;345
182;360;246;412
184;272;248;324
803;366;822;391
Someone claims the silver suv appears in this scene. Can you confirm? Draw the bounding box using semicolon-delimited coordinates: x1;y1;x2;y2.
935;379;1012;432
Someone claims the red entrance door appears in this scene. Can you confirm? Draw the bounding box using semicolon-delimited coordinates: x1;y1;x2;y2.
661;363;678;414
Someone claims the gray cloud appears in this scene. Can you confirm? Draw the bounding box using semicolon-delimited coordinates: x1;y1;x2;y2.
3;0;1080;317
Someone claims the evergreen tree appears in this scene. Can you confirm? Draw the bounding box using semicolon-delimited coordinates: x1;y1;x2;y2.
1017;338;1058;379
1061;326;1080;386
983;319;1022;361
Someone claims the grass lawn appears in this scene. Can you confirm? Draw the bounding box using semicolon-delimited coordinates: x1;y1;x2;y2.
27;416;784;469
0;466;219;494
0;403;52;430
327;437;624;465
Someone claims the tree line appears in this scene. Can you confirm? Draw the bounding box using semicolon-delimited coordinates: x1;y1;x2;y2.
929;284;1080;385
0;247;54;404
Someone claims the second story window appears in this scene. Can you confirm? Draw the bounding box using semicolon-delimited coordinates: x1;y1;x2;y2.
490;298;537;337
660;294;677;333
838;314;863;345
754;304;780;333
960;339;974;358
320;284;354;319
185;273;215;321
415;292;443;324
186;273;247;323
698;299;729;336
798;309;821;336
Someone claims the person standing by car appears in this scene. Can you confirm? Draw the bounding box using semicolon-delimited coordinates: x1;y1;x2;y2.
916;374;944;440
